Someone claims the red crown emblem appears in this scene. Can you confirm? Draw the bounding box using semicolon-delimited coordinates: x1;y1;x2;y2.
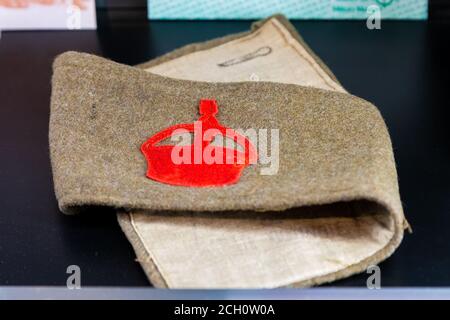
141;99;257;187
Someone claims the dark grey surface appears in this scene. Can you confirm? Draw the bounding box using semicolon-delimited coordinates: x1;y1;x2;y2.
0;15;449;287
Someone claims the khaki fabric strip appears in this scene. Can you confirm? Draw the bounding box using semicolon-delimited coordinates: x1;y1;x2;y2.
115;16;405;288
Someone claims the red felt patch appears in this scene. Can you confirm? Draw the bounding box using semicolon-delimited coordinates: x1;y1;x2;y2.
141;99;257;187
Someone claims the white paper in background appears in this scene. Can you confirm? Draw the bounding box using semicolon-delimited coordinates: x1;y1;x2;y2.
0;0;96;30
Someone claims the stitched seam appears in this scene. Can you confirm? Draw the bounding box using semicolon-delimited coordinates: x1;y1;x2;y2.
129;212;174;287
269;19;344;92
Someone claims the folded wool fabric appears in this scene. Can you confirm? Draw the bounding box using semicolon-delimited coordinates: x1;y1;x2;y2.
49;15;407;288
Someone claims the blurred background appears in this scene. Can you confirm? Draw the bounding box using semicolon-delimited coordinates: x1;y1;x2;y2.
1;0;449;30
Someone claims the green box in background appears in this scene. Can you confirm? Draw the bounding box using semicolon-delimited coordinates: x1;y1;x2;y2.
148;0;428;20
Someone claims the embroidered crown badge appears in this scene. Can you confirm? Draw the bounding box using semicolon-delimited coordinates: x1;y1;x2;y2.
141;99;257;187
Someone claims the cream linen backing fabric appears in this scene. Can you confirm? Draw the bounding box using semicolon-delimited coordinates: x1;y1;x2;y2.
117;16;404;288
145;18;345;93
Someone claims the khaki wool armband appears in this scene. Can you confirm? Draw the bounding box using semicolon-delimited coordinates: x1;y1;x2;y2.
49;15;407;288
